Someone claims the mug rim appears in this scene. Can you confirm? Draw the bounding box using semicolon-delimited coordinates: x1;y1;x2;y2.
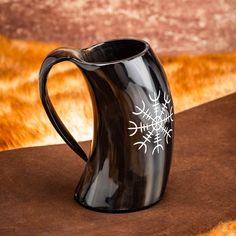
80;38;150;66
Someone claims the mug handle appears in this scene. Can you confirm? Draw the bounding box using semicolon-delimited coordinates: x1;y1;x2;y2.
39;48;88;162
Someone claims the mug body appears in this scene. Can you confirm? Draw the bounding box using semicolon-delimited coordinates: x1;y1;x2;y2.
74;39;174;212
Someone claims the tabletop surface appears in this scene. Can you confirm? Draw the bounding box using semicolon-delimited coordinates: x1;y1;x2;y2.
0;93;236;236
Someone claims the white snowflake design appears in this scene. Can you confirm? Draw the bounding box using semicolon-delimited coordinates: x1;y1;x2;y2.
128;91;173;155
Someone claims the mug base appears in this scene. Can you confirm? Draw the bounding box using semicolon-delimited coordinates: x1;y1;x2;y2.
74;194;162;213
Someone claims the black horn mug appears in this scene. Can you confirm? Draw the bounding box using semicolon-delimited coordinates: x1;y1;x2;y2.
39;39;174;213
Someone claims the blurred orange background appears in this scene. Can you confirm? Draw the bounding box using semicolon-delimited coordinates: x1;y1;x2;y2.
0;0;236;151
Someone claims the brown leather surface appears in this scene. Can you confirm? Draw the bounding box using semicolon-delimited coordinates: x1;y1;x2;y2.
0;94;235;235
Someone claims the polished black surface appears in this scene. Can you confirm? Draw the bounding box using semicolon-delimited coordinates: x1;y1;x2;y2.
39;39;174;212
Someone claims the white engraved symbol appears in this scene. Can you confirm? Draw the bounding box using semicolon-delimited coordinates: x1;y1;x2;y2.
128;91;173;155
